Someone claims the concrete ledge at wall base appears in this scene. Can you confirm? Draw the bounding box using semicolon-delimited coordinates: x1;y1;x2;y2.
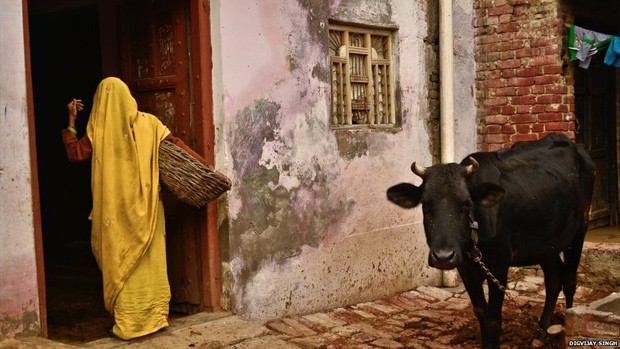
0;337;77;349
577;241;620;293
565;292;620;344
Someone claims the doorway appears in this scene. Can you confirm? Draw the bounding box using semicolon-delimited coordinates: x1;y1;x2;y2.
29;3;110;343
28;0;215;344
573;17;619;229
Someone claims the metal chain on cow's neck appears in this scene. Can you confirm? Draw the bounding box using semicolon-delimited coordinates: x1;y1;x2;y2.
465;222;558;349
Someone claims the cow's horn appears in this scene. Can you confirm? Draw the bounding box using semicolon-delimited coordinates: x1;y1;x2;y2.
465;157;479;175
411;162;427;178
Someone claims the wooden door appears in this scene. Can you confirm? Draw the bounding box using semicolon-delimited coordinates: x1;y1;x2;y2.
118;0;203;314
575;53;618;228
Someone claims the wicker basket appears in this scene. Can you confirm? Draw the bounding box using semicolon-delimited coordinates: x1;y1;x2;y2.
158;140;231;208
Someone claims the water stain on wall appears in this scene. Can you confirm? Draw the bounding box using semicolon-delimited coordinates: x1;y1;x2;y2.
0;305;39;338
229;98;352;298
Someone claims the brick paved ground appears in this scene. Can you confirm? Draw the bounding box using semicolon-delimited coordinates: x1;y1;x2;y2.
265;267;611;349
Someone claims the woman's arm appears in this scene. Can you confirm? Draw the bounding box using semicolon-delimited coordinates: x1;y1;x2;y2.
61;98;92;162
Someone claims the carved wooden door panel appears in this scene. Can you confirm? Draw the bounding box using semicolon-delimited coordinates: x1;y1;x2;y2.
119;0;202;314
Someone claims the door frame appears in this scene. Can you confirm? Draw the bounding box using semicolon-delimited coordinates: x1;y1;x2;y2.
188;0;222;311
22;0;48;338
25;0;221;337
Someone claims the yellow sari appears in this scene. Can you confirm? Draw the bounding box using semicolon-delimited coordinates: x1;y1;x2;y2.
86;77;171;340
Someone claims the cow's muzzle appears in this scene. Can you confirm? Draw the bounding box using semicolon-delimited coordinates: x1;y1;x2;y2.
428;248;460;270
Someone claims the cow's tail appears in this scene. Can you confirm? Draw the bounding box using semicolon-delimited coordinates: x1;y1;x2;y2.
575;144;596;222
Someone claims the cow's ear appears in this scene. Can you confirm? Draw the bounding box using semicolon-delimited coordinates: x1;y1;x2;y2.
387;183;423;208
471;182;505;207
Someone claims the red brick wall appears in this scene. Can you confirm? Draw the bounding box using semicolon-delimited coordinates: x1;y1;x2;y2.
474;0;574;151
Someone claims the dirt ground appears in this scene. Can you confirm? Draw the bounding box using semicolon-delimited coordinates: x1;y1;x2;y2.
45;241;615;348
47;270;610;348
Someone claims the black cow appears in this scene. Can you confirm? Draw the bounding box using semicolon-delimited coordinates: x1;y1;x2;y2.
387;133;595;349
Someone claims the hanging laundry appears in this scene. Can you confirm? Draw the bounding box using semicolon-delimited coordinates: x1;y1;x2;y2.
604;36;620;68
568;24;613;69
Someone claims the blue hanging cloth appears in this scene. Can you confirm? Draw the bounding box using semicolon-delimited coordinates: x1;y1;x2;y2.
604;36;620;67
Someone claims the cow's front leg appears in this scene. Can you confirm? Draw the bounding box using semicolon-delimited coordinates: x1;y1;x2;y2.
485;268;508;349
458;262;494;348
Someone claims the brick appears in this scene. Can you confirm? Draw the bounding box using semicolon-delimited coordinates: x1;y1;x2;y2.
531;38;553;47
543;65;563;74
531;123;545;132
512;96;537;105
544;104;560;112
501;124;516;134
290;336;328;349
281;318;318;336
516;105;530;114
545;46;561;55
516;124;531;133
538;112;562;122
331;308;367;323
508;77;535;86
485;114;510;125
498;13;512;23
501;69;516;78
512;114;536;124
488;4;514;16
485;134;508;144
349;323;396;339
501;50;517;60
495;87;516;96
515;86;531;95
486;125;502;134
384;295;422;312
416;286;454;301
528;55;558;66
515;66;543;77
330;324;360;337
351;309;378;319
511;133;538;142
497;22;520;33
531;85;545;94
351;331;376;343
534;75;560;85
478;0;495;9
501;105;516;115
545;85;568;94
537;95;562;104
496;59;522;69
267;320;305;337
302;313;347;329
486;106;502;115
371;338;405;348
486;97;510;106
487;143;505;151
486;79;506;88
544;122;569;131
516;47;543;58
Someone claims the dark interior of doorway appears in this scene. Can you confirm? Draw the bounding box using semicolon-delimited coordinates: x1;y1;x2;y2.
29;5;112;344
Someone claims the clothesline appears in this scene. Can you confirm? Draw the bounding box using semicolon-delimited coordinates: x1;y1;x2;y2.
564;22;619;68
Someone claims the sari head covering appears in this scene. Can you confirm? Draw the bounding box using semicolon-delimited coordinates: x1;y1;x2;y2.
86;77;170;313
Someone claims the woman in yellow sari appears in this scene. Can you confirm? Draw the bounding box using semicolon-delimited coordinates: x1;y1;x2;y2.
62;77;208;340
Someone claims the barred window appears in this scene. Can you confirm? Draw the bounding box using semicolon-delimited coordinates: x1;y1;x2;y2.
329;24;396;128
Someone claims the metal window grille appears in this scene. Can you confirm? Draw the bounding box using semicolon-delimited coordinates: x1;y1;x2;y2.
329;25;395;128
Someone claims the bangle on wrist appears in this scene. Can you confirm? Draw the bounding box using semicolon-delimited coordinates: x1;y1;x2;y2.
67;126;77;135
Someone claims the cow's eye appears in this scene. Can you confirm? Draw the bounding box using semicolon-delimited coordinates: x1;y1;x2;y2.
462;200;471;213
